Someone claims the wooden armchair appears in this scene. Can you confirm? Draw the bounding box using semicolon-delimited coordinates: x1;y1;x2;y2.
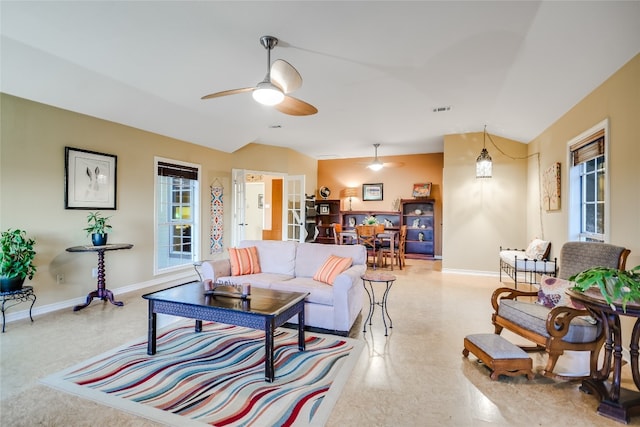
491;241;630;379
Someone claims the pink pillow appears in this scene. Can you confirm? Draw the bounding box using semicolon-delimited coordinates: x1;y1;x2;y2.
228;246;261;276
313;255;352;285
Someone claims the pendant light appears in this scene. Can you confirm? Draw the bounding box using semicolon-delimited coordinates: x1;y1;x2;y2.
476;126;493;178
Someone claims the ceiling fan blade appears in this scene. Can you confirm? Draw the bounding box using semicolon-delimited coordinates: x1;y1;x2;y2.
274;95;318;116
383;162;405;168
201;87;254;100
270;59;302;94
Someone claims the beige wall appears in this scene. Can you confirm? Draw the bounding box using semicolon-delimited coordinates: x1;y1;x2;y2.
527;54;640;270
442;133;529;272
317;153;444;256
443;53;640;273
0;94;317;307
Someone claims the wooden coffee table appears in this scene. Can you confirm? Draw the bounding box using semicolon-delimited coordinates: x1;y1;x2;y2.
142;282;308;382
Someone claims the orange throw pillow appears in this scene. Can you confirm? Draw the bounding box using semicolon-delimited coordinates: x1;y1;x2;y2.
313;255;353;285
228;246;261;276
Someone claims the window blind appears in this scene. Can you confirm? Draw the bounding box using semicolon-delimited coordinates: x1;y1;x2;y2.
157;162;198;180
570;129;605;166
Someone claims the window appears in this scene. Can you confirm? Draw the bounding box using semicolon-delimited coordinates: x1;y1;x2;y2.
155;159;200;273
568;122;607;242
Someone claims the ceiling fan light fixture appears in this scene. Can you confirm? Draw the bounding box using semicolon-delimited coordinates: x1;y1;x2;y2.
252;81;284;106
368;160;384;171
368;143;384;171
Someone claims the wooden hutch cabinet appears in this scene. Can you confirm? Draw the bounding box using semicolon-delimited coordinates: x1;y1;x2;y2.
401;199;435;258
314;199;341;244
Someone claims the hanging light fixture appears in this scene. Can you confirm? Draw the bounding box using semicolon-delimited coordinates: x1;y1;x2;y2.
251;37;285;106
476;125;493;178
368;144;384;171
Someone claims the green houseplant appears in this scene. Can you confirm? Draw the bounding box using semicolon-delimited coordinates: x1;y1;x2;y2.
571;265;640;312
0;228;37;292
84;211;112;246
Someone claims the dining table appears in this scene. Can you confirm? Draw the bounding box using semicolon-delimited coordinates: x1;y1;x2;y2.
339;229;399;269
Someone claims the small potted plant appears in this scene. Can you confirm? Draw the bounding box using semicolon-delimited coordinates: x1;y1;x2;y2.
84;211;112;246
0;228;37;292
571;265;640;312
363;215;384;233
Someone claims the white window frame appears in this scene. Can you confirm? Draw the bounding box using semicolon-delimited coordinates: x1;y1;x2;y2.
154;157;201;274
567;119;609;242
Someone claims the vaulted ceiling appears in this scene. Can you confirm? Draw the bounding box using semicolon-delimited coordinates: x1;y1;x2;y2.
2;1;639;160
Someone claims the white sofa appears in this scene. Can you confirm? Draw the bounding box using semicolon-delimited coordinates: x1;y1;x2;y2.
201;240;367;336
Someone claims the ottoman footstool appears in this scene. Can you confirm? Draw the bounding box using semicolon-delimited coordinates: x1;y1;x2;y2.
463;333;534;380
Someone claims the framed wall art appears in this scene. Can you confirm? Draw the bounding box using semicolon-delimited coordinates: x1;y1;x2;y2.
542;162;561;211
319;204;330;214
65;147;117;209
412;183;432;198
362;183;383;201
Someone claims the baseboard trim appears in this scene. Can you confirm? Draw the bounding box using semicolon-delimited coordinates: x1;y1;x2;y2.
442;268;499;277
3;271;195;325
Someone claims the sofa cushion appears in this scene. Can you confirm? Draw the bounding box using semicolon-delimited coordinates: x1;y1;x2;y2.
229;246;261;276
294;242;366;278
313;255;353;285
498;299;599;343
270;277;334;306
215;272;294;289
239;240;297;275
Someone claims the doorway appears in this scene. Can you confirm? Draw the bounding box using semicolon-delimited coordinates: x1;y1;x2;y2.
244;182;265;240
231;169;305;245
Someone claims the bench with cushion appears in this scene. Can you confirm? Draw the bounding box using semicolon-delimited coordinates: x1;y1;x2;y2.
499;238;557;288
492;241;630;379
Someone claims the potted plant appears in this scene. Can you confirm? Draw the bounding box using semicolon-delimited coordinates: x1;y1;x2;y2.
84;211;112;246
0;229;37;292
571;265;640;312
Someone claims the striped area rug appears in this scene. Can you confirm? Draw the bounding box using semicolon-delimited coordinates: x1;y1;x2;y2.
41;321;363;426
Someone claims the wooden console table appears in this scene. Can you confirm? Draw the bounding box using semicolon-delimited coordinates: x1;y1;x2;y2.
66;243;133;311
567;288;640;424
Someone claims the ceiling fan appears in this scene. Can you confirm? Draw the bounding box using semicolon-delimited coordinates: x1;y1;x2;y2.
201;35;318;116
359;144;404;170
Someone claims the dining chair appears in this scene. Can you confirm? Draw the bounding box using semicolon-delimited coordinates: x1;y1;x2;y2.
381;225;407;270
355;225;380;268
332;223;342;245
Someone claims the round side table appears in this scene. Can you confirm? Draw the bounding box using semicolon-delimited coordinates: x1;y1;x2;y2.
361;272;396;336
1;286;36;332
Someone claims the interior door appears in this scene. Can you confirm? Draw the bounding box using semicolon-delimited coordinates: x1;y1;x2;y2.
231;168;246;246
284;175;305;242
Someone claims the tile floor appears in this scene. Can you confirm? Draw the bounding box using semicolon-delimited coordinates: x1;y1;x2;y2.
0;259;637;426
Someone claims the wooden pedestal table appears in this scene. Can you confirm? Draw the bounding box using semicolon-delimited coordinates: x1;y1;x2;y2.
66;243;133;311
567;288;640;424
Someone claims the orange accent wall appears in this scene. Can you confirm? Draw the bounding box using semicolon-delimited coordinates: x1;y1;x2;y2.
318;153;444;256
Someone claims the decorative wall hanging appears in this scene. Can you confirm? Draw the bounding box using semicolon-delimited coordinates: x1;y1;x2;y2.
210;179;224;254
412;183;432;198
542;162;561;211
362;183;383;201
65;147;117;209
